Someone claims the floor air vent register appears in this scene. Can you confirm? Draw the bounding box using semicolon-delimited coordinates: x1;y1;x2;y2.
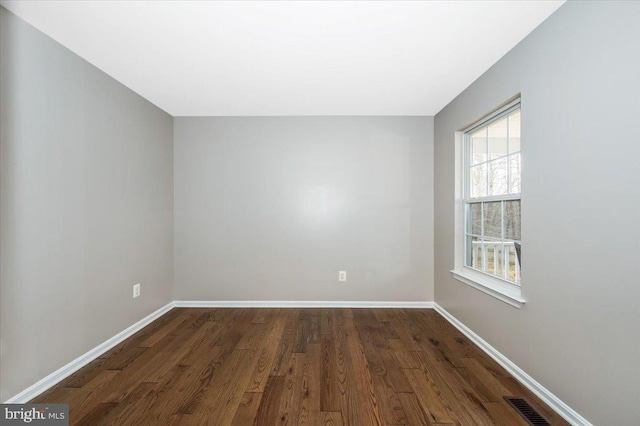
504;397;552;426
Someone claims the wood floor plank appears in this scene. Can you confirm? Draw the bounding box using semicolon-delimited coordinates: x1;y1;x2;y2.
483;402;531;426
299;342;322;426
96;309;183;360
150;320;235;416
293;311;310;353
91;382;157;426
320;334;341;412
397;392;433;426
378;348;413;393
372;309;392;323
58;358;109;389
387;320;422;352
72;327;189;408
65;370;123;421
181;350;255;424
181;348;249;420
30;308;570;426
144;318;221;383
308;312;321;344
338;324;384;426
122;365;190;423
197;349;259;425
236;322;270;351
74;402;117;426
403;367;455;424
320;310;332;335
251;308;271;324
270;309;299;376
138;311;192;347
321;411;344;426
331;310;345;327
246;311;288;393
177;319;230;367
460;357;514;402
453;365;503;404
31;382;78;404
358;329;407;424
380;321;400;340
254;375;286;425
171;348;225;415
276;352;305;425
102;346;149;371
230;392;263;425
387;340;421;369
412;350;494;425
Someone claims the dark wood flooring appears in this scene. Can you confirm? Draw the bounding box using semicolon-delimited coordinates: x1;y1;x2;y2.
32;308;569;425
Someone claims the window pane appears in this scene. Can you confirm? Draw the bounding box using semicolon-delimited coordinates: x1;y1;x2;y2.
487;243;495;276
469;203;482;235
465;235;474;267
504;200;521;241
469;236;483;269
470;163;487;198
488;158;508;196
488;117;508;160
483;202;502;238
486;242;504;278
471;129;487;165
508;246;521;284
509;153;521;194
508;110;521;153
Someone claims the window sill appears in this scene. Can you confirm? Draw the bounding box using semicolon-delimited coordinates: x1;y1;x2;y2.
450;268;525;309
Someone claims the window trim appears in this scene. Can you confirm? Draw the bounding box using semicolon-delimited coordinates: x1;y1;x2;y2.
450;97;525;308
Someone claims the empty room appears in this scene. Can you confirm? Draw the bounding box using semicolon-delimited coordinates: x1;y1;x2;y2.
1;1;638;425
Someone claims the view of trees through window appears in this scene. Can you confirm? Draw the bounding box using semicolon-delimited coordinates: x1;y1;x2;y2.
465;106;521;284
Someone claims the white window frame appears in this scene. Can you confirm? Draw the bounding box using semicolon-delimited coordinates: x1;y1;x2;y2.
451;97;525;308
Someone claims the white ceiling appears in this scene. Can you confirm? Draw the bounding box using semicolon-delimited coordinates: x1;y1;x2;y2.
1;0;564;116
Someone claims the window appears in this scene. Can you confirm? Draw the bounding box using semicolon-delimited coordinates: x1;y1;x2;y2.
451;98;524;308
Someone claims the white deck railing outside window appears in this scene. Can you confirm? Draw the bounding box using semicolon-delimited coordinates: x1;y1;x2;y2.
471;240;520;283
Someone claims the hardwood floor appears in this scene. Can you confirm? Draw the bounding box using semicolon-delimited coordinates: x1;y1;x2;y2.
32;308;569;425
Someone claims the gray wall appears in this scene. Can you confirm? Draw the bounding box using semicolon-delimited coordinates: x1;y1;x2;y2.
0;8;174;401
434;2;640;425
174;117;433;302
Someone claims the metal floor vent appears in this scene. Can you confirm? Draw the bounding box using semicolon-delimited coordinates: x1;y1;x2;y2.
504;397;551;426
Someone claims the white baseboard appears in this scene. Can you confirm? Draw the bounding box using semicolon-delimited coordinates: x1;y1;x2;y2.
174;300;433;309
4;302;175;403
433;303;592;426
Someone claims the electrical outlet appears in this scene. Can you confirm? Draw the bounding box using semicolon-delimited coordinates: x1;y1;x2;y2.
338;271;347;282
133;283;141;298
